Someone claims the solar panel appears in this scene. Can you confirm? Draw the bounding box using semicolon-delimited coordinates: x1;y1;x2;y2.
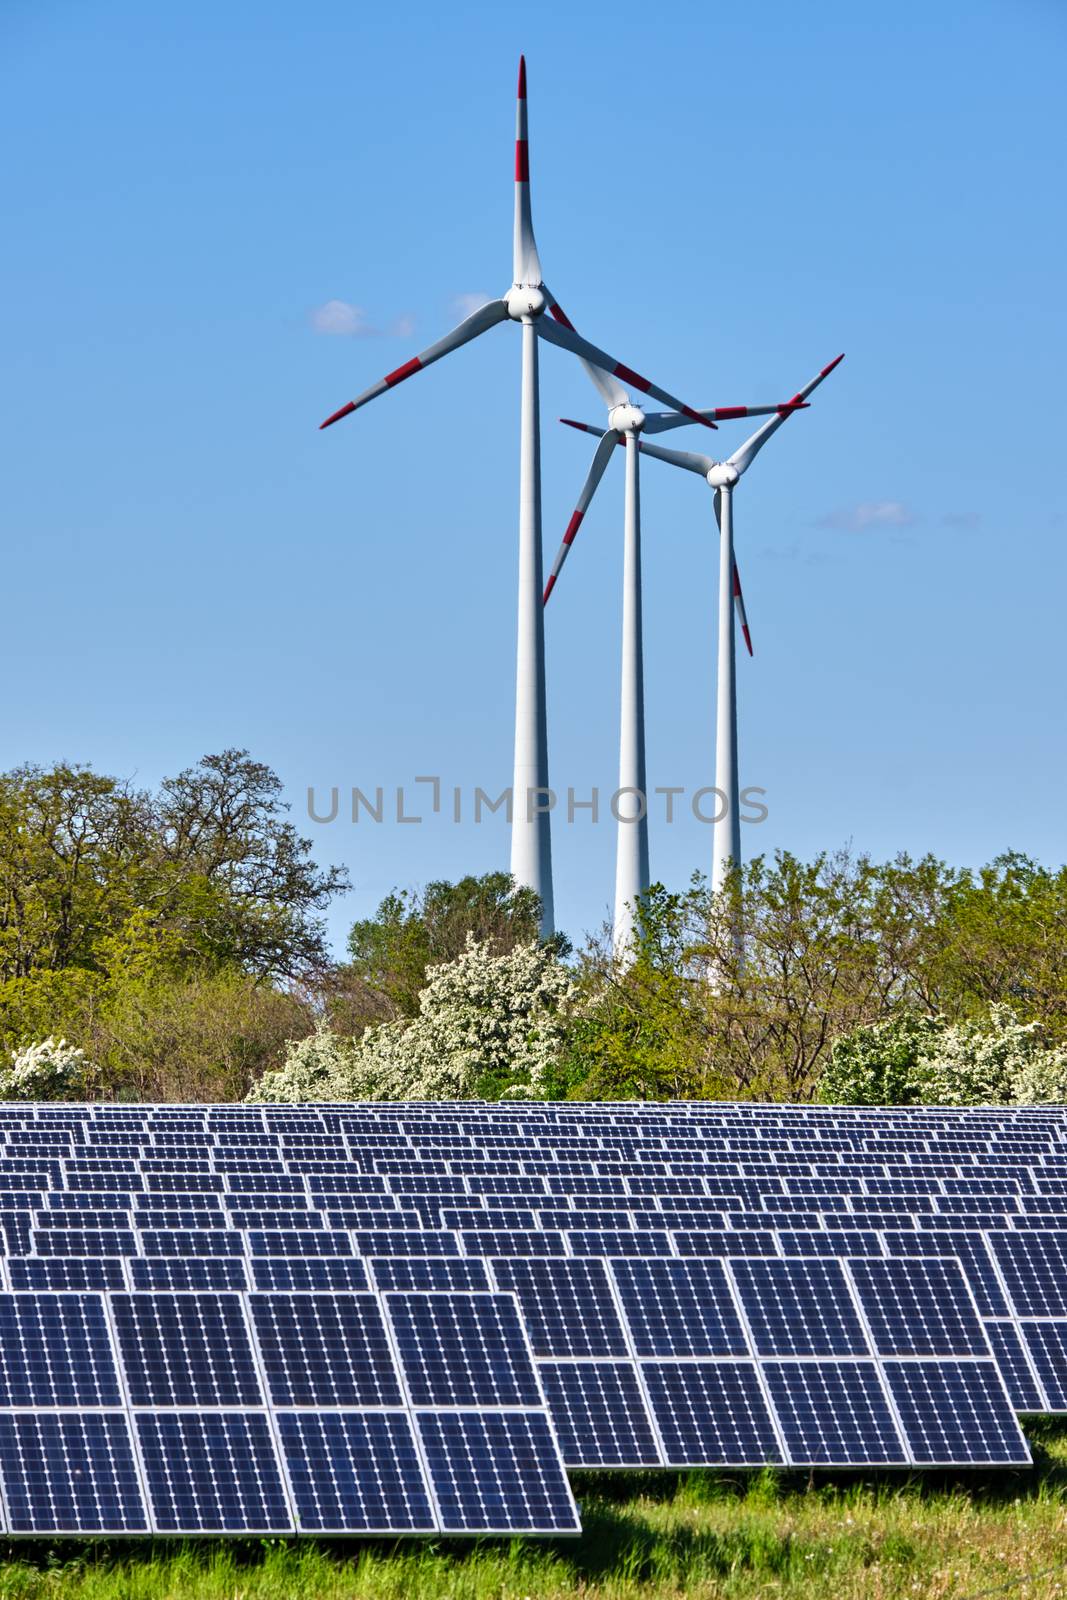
112;1293;262;1406
278;1410;436;1533
0;1293;120;1405
728;1259;870;1357
610;1259;749;1357
386;1292;543;1407
415;1411;580;1535
490;1257;629;1358
984;1321;1046;1411
250;1292;402;1407
761;1361;907;1466
642;1362;783;1466
1019;1323;1067;1410
539;1362;662;1467
847;1257;990;1356
0;1413;149;1533
883;1360;1030;1464
135;1411;292;1533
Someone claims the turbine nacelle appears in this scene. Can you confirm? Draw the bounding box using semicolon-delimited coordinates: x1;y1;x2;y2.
609;402;646;434
506;285;546;320
707;462;740;489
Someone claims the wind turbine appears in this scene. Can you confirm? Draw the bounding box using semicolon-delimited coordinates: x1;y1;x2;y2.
631;354;845;901
545;378;811;960
318;59;715;938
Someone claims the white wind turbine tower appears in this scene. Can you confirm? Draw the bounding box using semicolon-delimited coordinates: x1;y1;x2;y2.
318;58;715;938
545;372;806;960
634;354;845;902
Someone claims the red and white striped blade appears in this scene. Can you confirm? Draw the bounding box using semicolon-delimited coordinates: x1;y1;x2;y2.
728;354;844;475
643;401;809;436
543;428;620;604
559;417;610;439
535;314;717;430
319;299;509;428
513;56;542;286
713;489;753;655
633;436;715;479
543;293;629;408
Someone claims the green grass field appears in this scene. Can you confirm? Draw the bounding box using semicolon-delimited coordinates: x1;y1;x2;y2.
4;1421;1067;1600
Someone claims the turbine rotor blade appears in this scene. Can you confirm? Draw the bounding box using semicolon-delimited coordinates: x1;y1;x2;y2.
513;56;542;286
543;293;629;408
728;353;845;474
643;401;810;435
319;300;509;428
560;416;613;439
714;489;753;656
634;436;715;478
535;315;718;429
543;428;620;603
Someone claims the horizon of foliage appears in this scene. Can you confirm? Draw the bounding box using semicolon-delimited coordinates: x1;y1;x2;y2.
2;750;1066;1104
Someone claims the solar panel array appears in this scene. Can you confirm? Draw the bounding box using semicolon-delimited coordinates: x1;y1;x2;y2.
0;1099;1061;1533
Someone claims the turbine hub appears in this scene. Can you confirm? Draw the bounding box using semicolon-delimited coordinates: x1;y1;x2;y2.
609;402;645;434
506;285;546;320
707;462;740;488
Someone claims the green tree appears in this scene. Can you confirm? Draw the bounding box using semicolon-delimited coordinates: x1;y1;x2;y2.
345;871;555;1020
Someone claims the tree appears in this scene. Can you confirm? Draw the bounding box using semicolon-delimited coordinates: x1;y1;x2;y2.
345;872;555;1020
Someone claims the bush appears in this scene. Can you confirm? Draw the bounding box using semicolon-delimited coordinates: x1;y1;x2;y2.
0;1037;96;1100
818;1004;1067;1106
249;936;576;1103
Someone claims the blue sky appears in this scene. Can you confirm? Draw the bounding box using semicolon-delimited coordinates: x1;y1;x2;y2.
2;0;1065;955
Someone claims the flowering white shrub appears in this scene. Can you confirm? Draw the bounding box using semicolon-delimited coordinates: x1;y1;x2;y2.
248;936;576;1104
0;1037;95;1101
819;1004;1067;1106
244;1023;361;1104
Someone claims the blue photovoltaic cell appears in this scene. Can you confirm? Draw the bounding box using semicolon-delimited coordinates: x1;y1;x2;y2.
250;1258;370;1292
278;1410;435;1532
539;1361;661;1467
490;1257;629;1358
136;1411;292;1532
990;1233;1067;1318
643;1362;783;1466
777;1230;884;1257
673;1230;778;1257
762;1361;907;1466
387;1291;542;1406
112;1293;263;1406
984;1321;1046;1411
566;1230;673;1257
461;1230;565;1258
0;1293;120;1405
141;1230;244;1257
32;1229;137;1256
728;1259;870;1357
1020;1323;1067;1411
128;1258;250;1291
0;1412;147;1533
417;1410;579;1534
881;1232;1009;1318
369;1257;489;1292
249;1230;351;1257
353;1230;459;1257
249;1293;402;1407
610;1259;749;1357
847;1258;989;1356
7;1258;125;1291
883;1361;1031;1464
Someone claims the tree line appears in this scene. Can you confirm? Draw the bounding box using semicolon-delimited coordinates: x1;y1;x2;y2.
2;751;1065;1103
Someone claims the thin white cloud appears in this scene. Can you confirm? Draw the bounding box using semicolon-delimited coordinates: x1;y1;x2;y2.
310;299;373;336
310;300;416;338
452;291;493;319
816;501;917;533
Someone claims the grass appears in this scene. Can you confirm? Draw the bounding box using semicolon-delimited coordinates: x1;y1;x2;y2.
4;1423;1067;1600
